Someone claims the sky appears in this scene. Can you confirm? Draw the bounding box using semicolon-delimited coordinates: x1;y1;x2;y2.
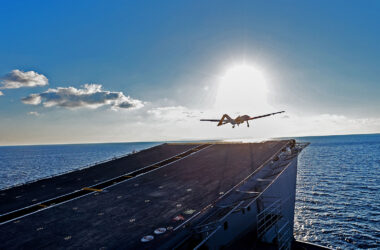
1;0;380;145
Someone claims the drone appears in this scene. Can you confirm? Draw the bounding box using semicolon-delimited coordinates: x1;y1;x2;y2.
201;111;285;128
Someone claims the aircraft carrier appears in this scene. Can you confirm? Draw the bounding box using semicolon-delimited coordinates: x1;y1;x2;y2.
0;140;319;249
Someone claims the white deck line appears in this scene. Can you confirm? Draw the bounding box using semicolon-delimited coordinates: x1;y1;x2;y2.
0;144;213;225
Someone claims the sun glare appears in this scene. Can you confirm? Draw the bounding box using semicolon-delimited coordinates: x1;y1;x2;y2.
215;64;270;112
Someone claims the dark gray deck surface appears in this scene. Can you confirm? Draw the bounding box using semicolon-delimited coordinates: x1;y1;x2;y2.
0;143;196;214
0;141;288;249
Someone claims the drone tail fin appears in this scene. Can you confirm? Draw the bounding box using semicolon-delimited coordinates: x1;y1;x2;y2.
217;114;233;126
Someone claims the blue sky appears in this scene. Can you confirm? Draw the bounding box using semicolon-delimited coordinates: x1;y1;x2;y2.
1;0;379;145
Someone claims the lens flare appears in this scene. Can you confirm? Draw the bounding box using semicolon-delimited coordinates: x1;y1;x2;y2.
215;64;270;112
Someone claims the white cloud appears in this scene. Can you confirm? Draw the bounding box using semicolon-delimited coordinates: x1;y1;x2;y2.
0;91;3;96
1;70;48;89
28;111;40;116
22;94;42;105
22;84;143;110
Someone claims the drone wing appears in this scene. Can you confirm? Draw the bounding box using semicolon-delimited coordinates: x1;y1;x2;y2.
248;111;285;120
200;119;229;125
200;119;220;122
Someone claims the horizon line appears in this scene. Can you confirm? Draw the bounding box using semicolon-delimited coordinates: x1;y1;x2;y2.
0;132;379;147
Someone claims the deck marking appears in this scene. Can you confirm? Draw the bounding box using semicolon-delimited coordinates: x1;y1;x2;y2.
82;187;103;192
141;235;154;242
173;215;185;221
0;144;212;225
173;211;202;231
154;227;166;234
184;209;196;215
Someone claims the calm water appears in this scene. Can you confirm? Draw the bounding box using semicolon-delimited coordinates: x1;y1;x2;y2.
0;135;379;249
294;134;380;249
0;142;160;189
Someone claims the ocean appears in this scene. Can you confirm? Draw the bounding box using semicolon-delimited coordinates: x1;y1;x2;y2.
0;134;379;249
0;142;160;189
294;134;380;249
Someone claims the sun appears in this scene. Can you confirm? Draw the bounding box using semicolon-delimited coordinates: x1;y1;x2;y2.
214;64;269;112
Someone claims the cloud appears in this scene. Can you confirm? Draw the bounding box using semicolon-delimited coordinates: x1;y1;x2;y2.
28;111;40;116
1;70;48;89
0;91;3;96
22;94;42;105
22;84;143;110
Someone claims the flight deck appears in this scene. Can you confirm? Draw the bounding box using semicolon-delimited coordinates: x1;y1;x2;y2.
0;140;306;249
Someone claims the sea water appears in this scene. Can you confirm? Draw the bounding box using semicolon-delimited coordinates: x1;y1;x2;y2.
294;134;380;249
0;142;160;189
0;134;379;249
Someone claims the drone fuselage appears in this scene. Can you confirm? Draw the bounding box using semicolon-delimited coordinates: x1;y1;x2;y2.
230;115;251;128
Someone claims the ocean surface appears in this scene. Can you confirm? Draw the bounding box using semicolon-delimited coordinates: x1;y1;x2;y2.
0;142;160;189
0;134;379;249
294;134;380;249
